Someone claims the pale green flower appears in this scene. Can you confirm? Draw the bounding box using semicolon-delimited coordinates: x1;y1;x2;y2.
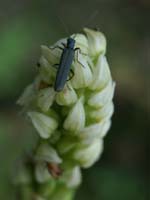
88;101;114;121
37;87;56;112
61;166;82;188
89;55;111;90
73;139;103;168
35;162;51;183
88;80;115;108
17;28;115;199
55;84;77;106
84;27;106;57
71;57;93;89
35;143;62;164
17;84;35;107
63;97;85;132
28;111;58;139
78;121;106;143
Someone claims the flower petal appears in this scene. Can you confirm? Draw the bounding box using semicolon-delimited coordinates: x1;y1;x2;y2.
89;55;111;90
61;166;82;188
101;120;111;138
88;101;114;121
88;81;115;108
17;84;35;106
73;139;103;168
56;84;77;106
78;121;105;143
41;45;60;65
84;28;106;58
73;33;89;54
63;98;85;132
37;87;56;112
35;143;62;163
38;56;56;84
35;162;51;183
28;111;58;139
71;57;93;89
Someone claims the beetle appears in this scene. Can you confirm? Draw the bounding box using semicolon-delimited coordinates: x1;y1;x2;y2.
50;37;84;92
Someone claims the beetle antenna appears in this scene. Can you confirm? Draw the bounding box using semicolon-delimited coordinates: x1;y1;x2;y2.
56;15;70;36
83;10;99;28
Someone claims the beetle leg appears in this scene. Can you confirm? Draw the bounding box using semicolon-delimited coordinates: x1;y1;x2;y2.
75;48;87;56
67;69;74;81
66;84;72;90
49;45;63;51
61;42;67;48
75;49;85;68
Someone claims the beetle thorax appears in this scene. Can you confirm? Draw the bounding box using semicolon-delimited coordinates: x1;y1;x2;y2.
67;38;75;49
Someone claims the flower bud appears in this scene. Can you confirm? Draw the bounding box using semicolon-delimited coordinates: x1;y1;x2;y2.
47;184;74;200
17;84;35;107
88;81;115;108
78;121;105;143
63;98;85;132
35;143;62;164
57;135;78;155
88;101;114;121
41;45;60;65
73;139;103;168
56;84;77;106
61;166;82;188
71;56;93;89
38;56;56;84
37;87;56;112
28;112;58;139
101;120;111;138
73;34;89;54
35;162;51;183
84;28;106;58
89;55;111;90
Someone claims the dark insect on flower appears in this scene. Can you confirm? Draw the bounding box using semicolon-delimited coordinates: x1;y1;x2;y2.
50;37;84;92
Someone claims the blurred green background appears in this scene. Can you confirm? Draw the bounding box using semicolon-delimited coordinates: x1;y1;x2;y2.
0;0;149;199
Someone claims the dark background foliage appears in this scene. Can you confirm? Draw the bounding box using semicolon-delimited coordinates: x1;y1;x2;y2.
0;0;149;199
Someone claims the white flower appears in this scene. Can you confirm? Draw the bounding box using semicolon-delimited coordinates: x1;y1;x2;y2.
35;162;51;183
28;111;58;139
56;84;77;106
38;56;56;84
89;55;111;90
71;59;93;89
63;97;85;132
37;87;56;112
73;34;89;54
61;166;82;188
57;135;77;155
84;28;106;57
101;120;112;138
88;101;114;121
88;81;115;108
73;139;103;168
41;45;60;65
35;143;62;164
78;121;105;143
17;84;35;107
